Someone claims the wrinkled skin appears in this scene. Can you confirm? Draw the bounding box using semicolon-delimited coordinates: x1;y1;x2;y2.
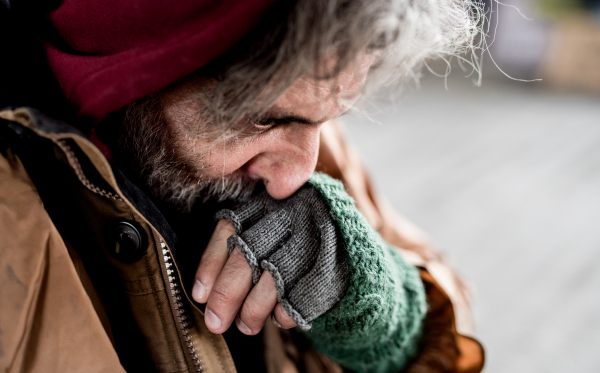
160;53;379;335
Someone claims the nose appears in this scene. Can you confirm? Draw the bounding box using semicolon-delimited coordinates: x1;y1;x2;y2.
246;123;322;200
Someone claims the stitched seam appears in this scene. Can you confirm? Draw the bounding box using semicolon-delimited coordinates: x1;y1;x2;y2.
209;336;226;373
54;139;122;201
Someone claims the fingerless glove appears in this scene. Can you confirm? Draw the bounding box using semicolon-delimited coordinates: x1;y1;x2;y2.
215;183;350;330
216;173;427;373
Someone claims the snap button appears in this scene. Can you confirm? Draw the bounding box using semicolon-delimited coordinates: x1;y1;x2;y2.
113;221;146;261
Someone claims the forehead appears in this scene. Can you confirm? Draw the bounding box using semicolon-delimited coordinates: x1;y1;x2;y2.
161;52;378;125
269;52;379;118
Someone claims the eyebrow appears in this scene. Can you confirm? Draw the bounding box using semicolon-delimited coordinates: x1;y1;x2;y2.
258;106;353;126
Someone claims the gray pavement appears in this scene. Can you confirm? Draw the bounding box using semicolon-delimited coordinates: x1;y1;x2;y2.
342;73;600;373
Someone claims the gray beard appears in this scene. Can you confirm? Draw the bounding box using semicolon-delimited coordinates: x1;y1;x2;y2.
145;164;258;213
110;96;259;212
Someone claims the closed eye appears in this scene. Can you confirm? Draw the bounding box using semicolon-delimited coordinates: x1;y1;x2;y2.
236;113;324;139
251;115;320;127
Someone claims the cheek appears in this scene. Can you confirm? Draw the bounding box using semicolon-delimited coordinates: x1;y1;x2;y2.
181;125;319;188
192;139;263;179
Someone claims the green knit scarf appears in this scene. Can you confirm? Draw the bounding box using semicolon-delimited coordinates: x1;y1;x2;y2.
305;173;427;373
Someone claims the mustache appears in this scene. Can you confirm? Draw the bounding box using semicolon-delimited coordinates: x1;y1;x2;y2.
198;172;260;204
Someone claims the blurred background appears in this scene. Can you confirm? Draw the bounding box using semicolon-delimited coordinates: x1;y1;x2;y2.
342;1;600;372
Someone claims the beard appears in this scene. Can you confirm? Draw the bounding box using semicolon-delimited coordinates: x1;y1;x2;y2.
105;94;259;213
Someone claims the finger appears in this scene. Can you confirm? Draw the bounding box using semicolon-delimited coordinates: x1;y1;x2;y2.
237;271;278;335
272;302;297;329
204;247;252;334
192;219;236;303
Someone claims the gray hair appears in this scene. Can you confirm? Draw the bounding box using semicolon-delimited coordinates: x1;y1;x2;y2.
180;0;484;136
110;0;484;211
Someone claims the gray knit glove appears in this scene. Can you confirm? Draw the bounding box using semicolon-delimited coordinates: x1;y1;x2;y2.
214;185;350;330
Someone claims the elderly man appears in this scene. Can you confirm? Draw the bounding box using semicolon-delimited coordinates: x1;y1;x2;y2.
0;0;484;372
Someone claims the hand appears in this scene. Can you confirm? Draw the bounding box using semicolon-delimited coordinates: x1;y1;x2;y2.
192;219;297;335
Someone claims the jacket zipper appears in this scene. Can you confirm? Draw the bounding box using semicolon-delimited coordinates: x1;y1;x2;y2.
161;239;205;373
47;134;204;372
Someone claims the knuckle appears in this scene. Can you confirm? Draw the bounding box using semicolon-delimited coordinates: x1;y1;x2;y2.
229;246;245;260
216;219;236;237
197;255;214;274
210;284;236;305
229;249;251;271
260;271;275;286
242;303;266;324
197;260;217;280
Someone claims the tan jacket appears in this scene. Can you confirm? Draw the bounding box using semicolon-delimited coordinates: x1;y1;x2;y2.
0;108;483;373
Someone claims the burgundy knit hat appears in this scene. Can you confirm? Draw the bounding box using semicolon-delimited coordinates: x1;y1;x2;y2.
43;0;279;122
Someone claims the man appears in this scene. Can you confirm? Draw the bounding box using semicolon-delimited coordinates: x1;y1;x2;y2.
0;0;484;372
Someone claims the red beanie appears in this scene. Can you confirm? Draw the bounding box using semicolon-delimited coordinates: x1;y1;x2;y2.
43;0;279;122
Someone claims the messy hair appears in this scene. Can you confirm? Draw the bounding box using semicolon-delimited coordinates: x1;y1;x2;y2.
109;0;484;210
178;0;484;136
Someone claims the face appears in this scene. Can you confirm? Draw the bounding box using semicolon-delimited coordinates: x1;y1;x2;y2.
154;52;378;206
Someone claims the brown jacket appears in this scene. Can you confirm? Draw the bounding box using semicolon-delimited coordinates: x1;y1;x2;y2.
0;108;483;373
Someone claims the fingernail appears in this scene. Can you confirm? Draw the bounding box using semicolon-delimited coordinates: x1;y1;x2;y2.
192;279;207;302
205;308;221;331
272;315;282;328
236;316;252;335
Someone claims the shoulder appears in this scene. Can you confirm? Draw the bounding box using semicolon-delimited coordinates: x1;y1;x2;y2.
0;149;55;368
0;149;50;250
0;148;124;372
